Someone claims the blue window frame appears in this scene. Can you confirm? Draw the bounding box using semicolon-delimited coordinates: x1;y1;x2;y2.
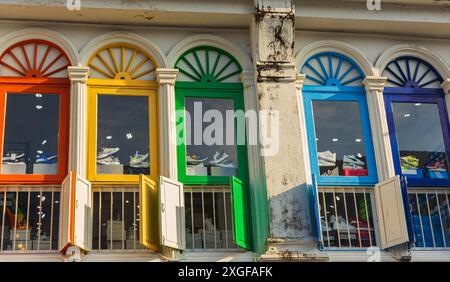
302;52;378;186
383;56;450;187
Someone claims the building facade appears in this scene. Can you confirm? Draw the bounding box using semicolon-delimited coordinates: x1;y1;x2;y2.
0;0;449;262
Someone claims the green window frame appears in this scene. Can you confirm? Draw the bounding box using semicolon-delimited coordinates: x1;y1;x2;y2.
175;83;249;185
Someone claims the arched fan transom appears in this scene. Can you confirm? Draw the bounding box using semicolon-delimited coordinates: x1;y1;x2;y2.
301;52;365;87
382;56;443;89
88;43;157;81
175;46;242;83
0;40;70;78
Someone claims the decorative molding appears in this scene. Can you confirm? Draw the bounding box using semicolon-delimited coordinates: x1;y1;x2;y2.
156;68;179;85
442;78;450;95
0;28;79;66
240;71;256;88
166;34;253;72
375;45;450;80
68;66;90;83
295;74;307;91
295;40;375;77
79;31;167;68
363;76;388;92
256;62;296;82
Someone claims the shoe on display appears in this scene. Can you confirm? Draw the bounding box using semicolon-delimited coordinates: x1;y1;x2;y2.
427;160;447;171
329;215;356;231
129;151;149;168
186;154;208;165
3;151;25;163
318;151;336;167
215;159;236;168
209;151;230;166
400;155;419;169
343;155;365;168
97;156;121;165
36;154;57;164
97;147;120;160
321;219;332;232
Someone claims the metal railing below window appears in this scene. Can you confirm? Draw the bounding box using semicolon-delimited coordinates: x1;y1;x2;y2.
318;187;377;249
184;186;237;250
408;188;450;249
92;185;148;252
0;185;60;252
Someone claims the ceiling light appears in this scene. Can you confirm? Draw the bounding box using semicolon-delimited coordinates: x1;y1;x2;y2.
126;133;133;139
355;138;362;143
42;140;47;145
35;105;43;110
332;138;339;142
414;103;421;106
404;114;411;117
35;93;42;98
106;136;112;140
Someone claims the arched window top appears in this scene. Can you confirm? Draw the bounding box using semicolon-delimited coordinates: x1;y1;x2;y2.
382;56;443;89
87;43;157;81
0;39;70;78
175;46;242;83
300;52;365;87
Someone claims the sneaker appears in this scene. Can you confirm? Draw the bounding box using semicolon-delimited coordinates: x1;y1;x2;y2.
343;155;365;169
318;151;336;167
97;156;120;165
400;155;419;169
215;159;236;168
186;154;208;165
3;151;25;163
129;151;149;168
427;160;447;171
36;154;57;164
97;147;120;159
209;152;230;166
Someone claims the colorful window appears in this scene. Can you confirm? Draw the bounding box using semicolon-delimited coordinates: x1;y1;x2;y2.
175;46;252;250
0;40;70;183
383;57;450;187
87;43;158;183
302;52;378;186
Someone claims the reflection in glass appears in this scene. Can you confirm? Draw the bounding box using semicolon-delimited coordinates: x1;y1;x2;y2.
2;93;60;175
184;98;238;177
392;102;449;179
97;95;150;175
312;101;368;177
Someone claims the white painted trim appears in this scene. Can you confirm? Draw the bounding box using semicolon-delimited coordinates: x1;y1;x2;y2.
295;40;376;77
0;28;79;65
79;31;167;68
167;34;253;72
375;44;450;79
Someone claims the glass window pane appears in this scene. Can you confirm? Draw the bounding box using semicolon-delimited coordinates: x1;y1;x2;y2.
184;98;238;177
392;102;449;179
2;93;60;175
97;95;150;175
312;100;369;177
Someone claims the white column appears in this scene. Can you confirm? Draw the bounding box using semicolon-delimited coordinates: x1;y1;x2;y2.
68;66;90;178
156;68;179;179
442;79;450;122
363;76;395;182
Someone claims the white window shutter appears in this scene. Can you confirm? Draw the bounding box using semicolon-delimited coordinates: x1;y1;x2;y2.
374;175;409;250
58;172;73;251
73;175;92;251
159;176;185;250
58;172;92;252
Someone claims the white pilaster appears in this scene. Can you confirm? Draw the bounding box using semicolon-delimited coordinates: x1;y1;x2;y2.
68;66;90;177
156;68;179;179
363;76;395;181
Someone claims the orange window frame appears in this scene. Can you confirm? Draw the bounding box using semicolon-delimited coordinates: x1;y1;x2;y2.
0;77;70;184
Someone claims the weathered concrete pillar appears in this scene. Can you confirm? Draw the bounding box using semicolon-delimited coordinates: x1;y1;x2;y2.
253;0;315;258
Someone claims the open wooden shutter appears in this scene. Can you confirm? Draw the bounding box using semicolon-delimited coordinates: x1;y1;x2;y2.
311;174;324;249
159;176;185;250
59;171;92;252
139;174;159;251
374;175;409;250
230;176;252;250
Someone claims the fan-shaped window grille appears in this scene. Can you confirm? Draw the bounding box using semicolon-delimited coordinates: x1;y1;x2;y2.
382;56;443;89
87;43;157;81
175;46;242;83
301;52;364;87
0;40;70;78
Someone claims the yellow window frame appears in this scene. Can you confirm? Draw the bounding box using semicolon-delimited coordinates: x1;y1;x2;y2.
87;79;159;184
